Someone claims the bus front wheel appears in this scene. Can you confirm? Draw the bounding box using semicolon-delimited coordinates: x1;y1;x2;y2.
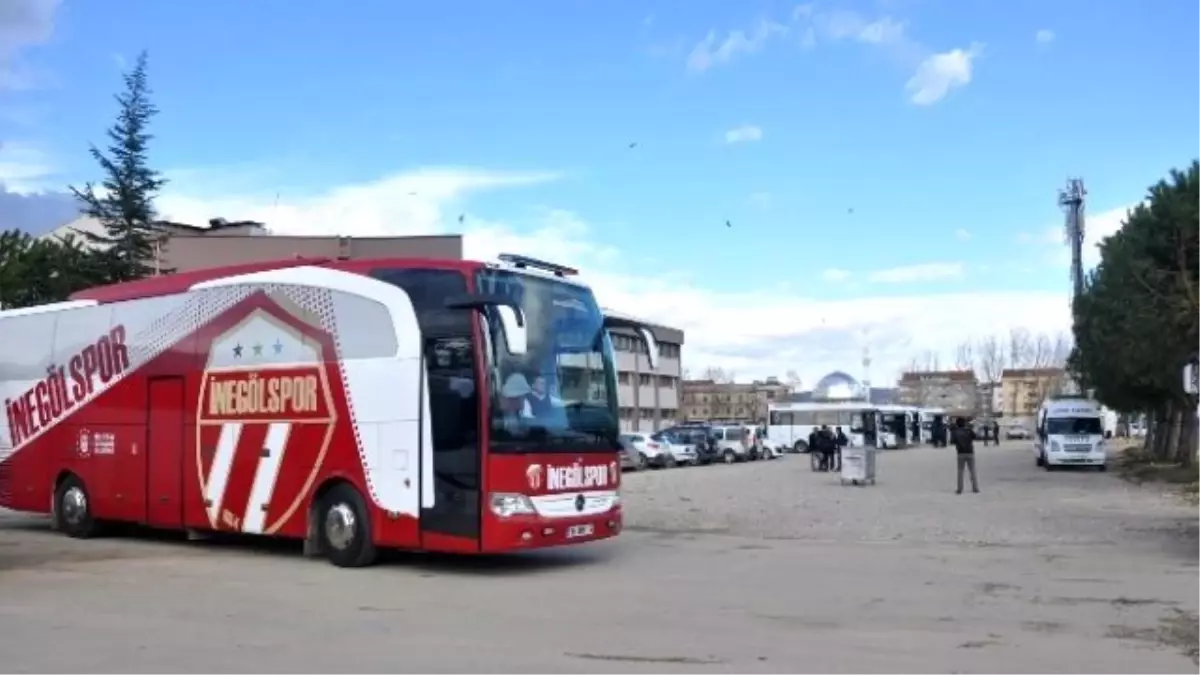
793;441;808;454
319;483;378;568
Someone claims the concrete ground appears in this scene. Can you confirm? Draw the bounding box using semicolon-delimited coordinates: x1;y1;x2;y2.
1;440;1196;673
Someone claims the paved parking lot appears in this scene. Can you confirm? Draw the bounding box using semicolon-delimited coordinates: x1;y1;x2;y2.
1;441;1196;673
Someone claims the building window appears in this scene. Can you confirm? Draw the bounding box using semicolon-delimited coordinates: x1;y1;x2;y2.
658;375;674;388
639;373;652;386
618;372;631;385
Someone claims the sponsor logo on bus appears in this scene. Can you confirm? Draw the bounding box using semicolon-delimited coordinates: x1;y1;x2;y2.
4;326;130;447
547;459;611;492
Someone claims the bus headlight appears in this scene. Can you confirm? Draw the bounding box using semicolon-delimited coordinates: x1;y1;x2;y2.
489;493;537;518
1050;440;1062;453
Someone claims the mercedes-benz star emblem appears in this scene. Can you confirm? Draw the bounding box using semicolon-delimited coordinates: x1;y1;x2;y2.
574;494;586;512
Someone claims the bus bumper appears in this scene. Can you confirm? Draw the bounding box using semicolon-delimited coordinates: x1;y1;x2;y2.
483;507;623;553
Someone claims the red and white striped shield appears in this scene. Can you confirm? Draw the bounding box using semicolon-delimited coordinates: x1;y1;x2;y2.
195;306;339;535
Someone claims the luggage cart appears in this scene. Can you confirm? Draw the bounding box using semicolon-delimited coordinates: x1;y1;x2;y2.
839;444;876;486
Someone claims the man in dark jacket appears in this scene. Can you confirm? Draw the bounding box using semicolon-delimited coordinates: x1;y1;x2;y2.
992;420;1001;445
816;425;835;471
807;428;819;463
951;417;980;494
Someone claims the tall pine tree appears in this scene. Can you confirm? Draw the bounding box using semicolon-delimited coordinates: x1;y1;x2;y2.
69;50;168;281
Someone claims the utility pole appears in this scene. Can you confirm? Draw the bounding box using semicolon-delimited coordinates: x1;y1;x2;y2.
1058;178;1087;302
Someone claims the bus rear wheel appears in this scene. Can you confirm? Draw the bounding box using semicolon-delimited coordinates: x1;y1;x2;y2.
55;474;98;539
319;483;378;568
793;441;808;454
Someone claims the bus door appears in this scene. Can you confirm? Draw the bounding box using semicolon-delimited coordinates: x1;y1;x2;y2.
862;411;879;448
370;267;483;550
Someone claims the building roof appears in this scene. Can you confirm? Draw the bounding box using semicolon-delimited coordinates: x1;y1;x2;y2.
1002;367;1065;378
899;370;977;383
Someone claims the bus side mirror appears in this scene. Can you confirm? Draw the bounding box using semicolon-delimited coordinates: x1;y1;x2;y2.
494;305;527;355
602;315;659;370
445;293;527;356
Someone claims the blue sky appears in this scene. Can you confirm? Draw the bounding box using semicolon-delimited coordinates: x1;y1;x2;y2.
1;0;1197;383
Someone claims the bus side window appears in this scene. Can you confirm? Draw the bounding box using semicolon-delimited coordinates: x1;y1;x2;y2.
794;411;815;426
770;411;793;426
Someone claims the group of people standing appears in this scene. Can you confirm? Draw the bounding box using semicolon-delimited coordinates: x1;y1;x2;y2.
808;425;849;472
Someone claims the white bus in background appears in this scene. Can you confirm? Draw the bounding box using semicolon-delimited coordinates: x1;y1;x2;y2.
918;407;948;444
766;401;882;452
1034;397;1109;471
877;404;923;448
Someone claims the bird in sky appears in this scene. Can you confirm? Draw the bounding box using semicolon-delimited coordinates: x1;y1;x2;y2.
725;219;732;228
628;142;638;149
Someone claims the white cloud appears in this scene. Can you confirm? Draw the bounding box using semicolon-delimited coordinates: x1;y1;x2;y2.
0;140;55;193
155;166;1073;386
723;124;763;144
955;228;971;241
868;262;964;283
686;18;789;72
905;42;984;105
1025;202;1144;269
1035;29;1055;44
822;268;851;282
820;11;908;46
157;166;558;237
0;0;58;90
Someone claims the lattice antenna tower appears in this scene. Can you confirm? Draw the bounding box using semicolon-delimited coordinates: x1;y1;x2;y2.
1058;178;1087;301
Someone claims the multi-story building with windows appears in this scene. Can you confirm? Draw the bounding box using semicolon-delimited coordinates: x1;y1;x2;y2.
897;370;979;417
680;377;795;424
999;367;1069;425
604;310;685;433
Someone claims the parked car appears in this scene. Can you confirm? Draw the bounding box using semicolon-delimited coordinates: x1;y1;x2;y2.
650;430;698;466
709;424;755;463
663;425;721;465
618;437;642;471
619;433;674;468
1005;425;1031;440
758;434;785;459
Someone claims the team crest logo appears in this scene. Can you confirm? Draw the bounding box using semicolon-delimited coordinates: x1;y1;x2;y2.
526;464;544;491
195;304;338;535
77;429;90;458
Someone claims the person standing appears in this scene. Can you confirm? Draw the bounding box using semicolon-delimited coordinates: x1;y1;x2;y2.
951;417;980;494
992;420;1001;445
834;426;849;472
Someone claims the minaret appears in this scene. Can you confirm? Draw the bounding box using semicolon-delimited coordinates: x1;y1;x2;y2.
861;330;872;404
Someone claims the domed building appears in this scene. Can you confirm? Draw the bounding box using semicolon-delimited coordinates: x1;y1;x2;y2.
812;370;865;401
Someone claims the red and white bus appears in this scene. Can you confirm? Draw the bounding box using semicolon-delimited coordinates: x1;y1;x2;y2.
0;253;657;567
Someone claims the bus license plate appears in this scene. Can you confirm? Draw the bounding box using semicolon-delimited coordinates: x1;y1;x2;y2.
566;524;594;539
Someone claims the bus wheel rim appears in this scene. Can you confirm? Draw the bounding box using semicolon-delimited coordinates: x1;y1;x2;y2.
325;503;358;551
62;486;88;526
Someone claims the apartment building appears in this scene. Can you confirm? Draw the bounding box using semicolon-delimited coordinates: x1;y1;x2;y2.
897;370;979;417
605;311;685;433
999;367;1068;424
680;377;794;424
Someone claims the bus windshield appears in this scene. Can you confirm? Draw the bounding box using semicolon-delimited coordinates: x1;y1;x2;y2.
476;269;618;453
1046;416;1103;435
